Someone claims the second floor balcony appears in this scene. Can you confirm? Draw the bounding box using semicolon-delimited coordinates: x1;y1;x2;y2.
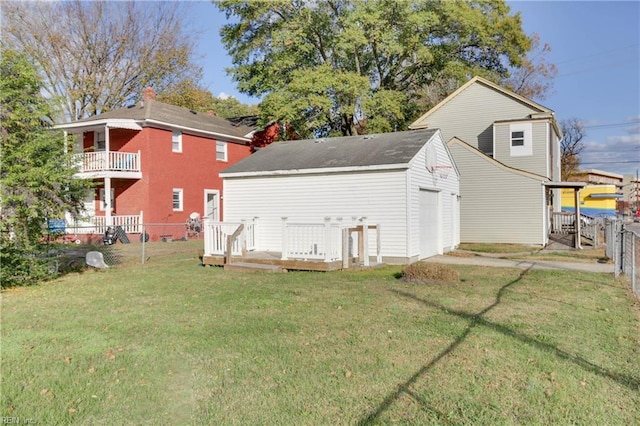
73;151;142;179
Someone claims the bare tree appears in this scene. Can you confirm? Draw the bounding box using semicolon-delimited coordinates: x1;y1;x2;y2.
560;118;586;180
505;33;558;101
2;0;202;121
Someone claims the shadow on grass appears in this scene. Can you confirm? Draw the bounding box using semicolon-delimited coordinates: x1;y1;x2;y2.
359;266;639;425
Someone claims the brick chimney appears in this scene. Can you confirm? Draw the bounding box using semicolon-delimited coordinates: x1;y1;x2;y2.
142;87;156;102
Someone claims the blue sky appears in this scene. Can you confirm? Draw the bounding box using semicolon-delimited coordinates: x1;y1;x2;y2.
188;1;640;177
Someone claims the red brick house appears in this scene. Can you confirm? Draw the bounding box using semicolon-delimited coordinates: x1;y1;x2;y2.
55;89;254;241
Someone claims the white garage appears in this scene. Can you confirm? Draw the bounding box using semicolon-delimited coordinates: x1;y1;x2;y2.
214;128;460;265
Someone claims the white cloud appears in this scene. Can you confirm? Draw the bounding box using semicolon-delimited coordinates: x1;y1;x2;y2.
217;92;234;100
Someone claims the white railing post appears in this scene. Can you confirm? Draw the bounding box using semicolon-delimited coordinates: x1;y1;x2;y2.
204;220;213;256
324;217;332;262
342;228;349;269
361;217;369;266
376;224;382;264
281;217;288;260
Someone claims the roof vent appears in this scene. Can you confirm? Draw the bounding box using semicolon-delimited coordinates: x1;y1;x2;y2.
315;138;325;144
363;135;374;140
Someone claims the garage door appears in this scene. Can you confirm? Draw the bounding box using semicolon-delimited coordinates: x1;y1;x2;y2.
419;189;441;259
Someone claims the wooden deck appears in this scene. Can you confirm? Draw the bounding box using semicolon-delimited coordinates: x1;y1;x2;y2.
202;250;345;271
202;250;384;272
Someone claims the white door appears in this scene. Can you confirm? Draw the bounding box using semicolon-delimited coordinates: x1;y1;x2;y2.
419;189;441;259
204;190;220;221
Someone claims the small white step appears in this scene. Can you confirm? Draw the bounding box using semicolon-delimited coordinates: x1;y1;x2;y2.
224;262;285;273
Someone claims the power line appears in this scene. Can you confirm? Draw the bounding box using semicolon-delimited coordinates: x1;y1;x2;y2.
580;160;640;164
582;121;640;129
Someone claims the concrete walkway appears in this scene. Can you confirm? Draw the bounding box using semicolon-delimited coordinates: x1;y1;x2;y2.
424;252;614;274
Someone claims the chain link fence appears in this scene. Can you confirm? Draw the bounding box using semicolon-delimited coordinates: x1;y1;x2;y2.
606;219;639;297
43;222;205;271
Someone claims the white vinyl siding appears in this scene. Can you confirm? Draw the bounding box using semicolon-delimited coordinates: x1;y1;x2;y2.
408;133;460;256
172;130;182;152
216;141;227;161
224;170;409;260
494;121;549;177
448;141;547;245
413;82;538;154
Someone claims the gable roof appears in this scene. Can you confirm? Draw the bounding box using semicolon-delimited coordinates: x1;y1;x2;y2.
221;128;439;177
55;100;254;144
409;76;556;131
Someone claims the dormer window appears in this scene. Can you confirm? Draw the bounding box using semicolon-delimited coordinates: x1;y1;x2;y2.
511;130;525;147
509;123;532;156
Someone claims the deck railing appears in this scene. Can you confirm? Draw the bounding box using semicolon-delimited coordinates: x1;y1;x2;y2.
67;213;143;234
204;220;256;256
73;151;140;173
551;211;599;244
203;217;381;265
281;218;342;261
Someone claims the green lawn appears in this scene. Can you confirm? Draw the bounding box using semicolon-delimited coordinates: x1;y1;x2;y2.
1;249;639;424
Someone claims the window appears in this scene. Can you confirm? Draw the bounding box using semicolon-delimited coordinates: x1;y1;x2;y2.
216;141;227;161
172;130;182;152
511;131;525;147
95;131;105;151
509;123;533;157
172;188;183;211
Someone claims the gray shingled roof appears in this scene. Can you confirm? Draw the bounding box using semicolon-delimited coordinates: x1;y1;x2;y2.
221;128;438;175
70;100;254;140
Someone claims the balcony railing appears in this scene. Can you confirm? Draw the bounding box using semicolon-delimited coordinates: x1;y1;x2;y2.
73;151;140;174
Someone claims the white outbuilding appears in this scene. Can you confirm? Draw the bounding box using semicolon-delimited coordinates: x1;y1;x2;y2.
210;128;459;266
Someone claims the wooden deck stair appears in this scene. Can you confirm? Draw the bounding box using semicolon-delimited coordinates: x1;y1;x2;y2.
223;262;285;273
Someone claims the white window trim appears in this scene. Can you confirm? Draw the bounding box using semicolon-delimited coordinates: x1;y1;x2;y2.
95;131;106;152
172;188;184;211
172;130;182;153
509;123;533;157
216;141;228;162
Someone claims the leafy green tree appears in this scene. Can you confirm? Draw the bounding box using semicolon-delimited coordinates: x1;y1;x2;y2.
217;0;531;138
2;0;202;121
0;49;89;287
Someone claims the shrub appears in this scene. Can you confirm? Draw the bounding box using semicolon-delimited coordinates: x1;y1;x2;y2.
400;262;459;284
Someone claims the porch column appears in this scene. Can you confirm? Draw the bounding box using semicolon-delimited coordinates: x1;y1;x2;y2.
104;177;113;227
574;188;582;249
105;125;110;152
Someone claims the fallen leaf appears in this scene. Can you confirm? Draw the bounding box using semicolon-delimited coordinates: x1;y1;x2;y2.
65;357;71;365
88;366;95;374
68;408;76;414
345;370;352;378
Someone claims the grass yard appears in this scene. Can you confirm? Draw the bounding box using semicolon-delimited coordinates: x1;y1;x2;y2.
1;249;639;424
